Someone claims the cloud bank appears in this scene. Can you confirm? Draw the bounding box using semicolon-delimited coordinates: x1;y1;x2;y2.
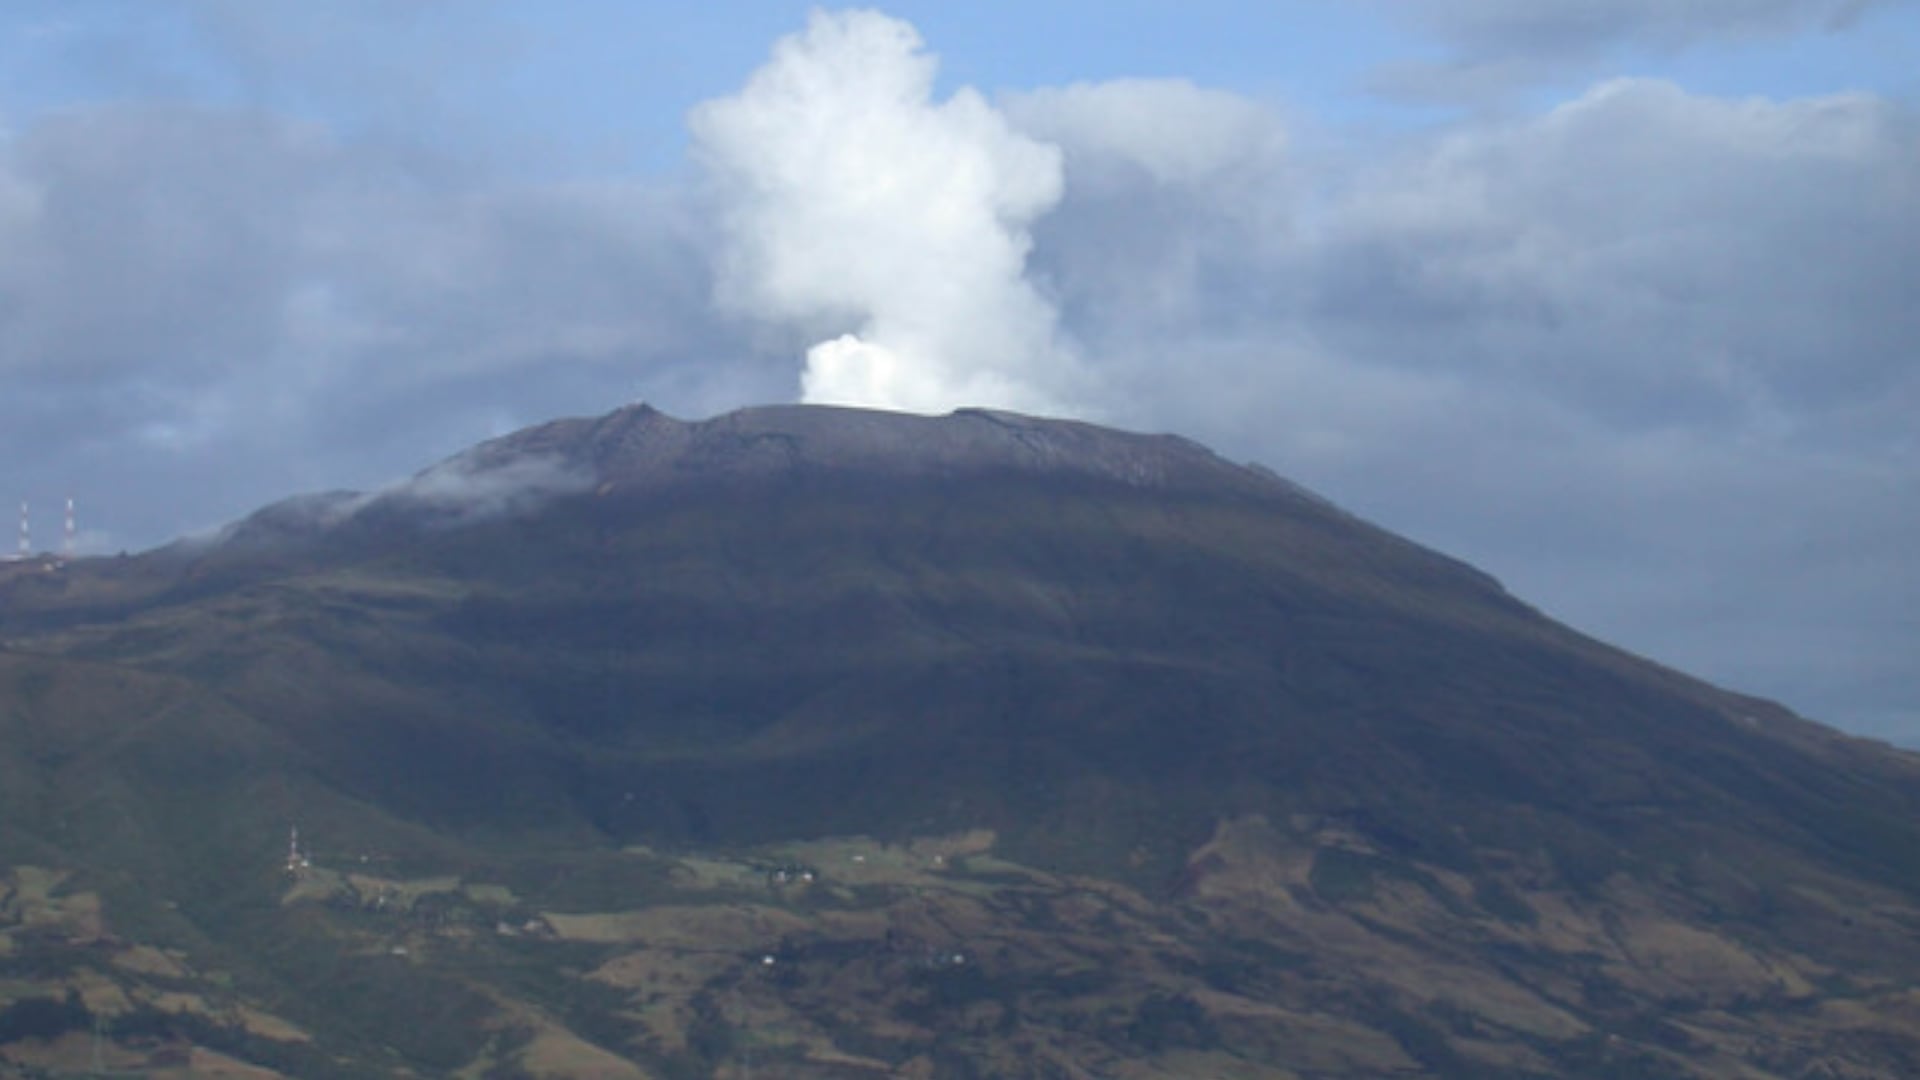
689;10;1082;415
1014;74;1919;742
0;99;762;545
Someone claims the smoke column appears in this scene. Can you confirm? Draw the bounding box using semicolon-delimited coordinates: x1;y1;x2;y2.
690;10;1084;415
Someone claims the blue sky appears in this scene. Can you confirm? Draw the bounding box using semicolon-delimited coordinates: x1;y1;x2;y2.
10;3;1913;167
1;1;1916;745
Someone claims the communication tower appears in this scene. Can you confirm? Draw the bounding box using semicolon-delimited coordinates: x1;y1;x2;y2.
286;825;312;877
16;501;27;559
63;497;75;559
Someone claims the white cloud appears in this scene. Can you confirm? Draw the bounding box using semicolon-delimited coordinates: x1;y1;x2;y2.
688;9;1086;416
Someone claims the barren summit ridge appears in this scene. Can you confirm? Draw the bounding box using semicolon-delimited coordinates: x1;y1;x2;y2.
465;402;1291;496
207;401;1493;605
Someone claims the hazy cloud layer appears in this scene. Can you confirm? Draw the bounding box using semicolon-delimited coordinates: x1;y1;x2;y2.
1367;0;1910;99
1384;0;1889;54
1;8;1916;743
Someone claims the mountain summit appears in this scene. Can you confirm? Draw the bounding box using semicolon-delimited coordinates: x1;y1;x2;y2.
2;403;1917;1078
211;403;1314;551
480;402;1281;491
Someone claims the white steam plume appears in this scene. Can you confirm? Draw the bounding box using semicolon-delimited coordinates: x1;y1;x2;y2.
690;9;1084;415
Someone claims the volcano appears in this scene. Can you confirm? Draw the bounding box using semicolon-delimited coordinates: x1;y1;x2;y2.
1;403;1916;1078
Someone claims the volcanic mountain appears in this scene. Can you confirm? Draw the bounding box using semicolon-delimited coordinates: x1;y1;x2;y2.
1;403;1916;1078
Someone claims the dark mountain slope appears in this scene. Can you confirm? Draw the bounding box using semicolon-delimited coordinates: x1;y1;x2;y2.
1;403;1917;1077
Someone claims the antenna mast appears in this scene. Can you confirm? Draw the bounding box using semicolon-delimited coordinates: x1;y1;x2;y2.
286;825;311;877
17;501;27;559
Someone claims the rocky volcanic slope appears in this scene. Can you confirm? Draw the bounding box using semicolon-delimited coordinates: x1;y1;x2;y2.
0;403;1917;1078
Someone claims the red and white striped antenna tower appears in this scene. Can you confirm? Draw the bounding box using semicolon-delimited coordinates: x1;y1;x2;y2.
63;497;75;559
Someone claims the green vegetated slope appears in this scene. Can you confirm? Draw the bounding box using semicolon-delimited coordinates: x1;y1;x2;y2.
0;403;1916;1078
